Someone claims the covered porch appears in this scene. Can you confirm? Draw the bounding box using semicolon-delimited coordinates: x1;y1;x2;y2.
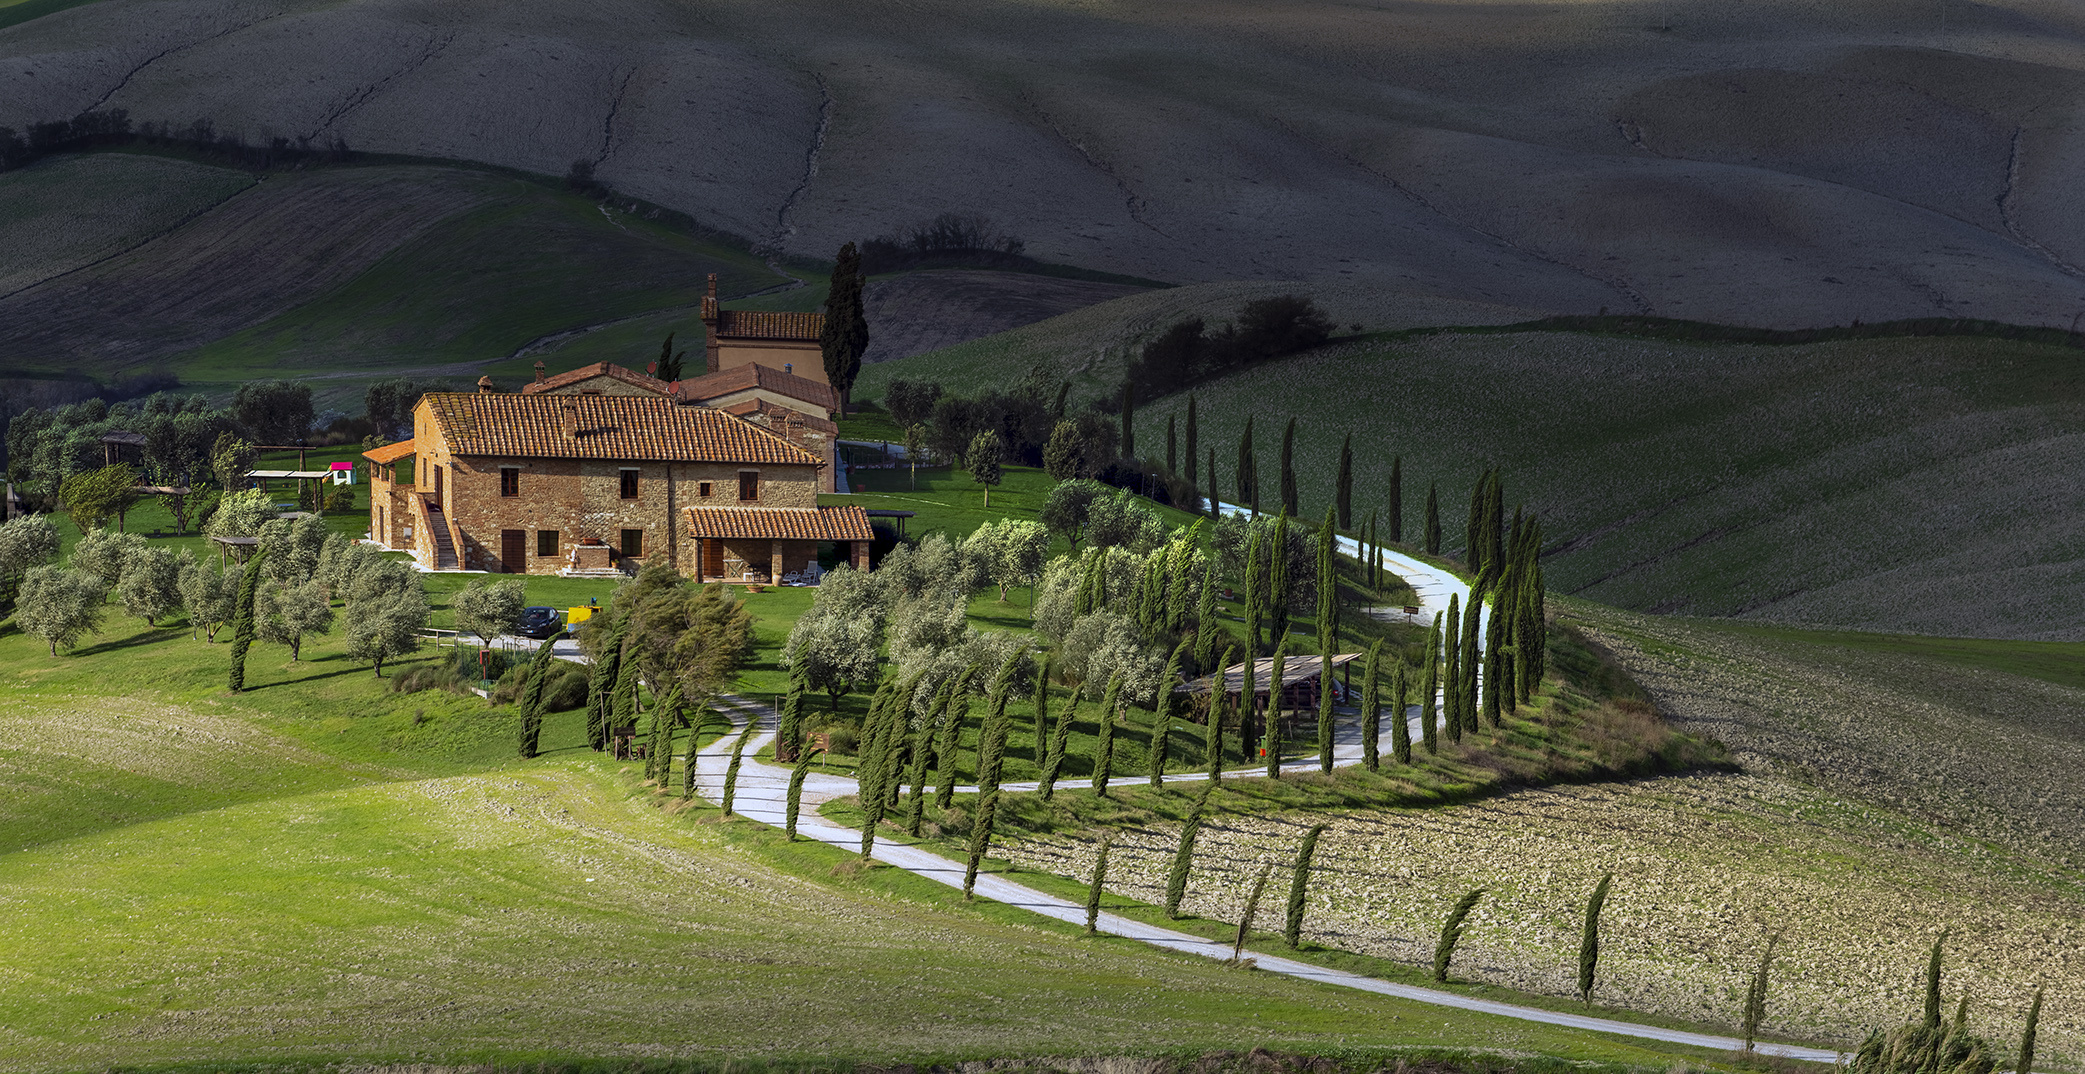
683;504;875;585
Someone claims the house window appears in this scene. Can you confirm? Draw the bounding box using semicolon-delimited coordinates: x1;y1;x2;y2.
698;481;713;498
620;468;639;500
738;471;759;501
500;467;520;497
537;529;558;557
620;529;643;557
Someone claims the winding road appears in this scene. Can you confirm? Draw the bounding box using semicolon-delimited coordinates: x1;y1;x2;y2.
679;539;1846;1065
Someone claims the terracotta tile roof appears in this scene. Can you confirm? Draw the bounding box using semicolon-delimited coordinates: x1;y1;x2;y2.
683;504;874;541
420;393;820;466
675;363;839;412
520;361;672;396
717;399;839;436
362;438;417;464
710;309;824;341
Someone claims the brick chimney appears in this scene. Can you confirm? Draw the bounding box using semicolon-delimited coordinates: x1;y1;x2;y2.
477;375;495;393
700;273;722;375
560;403;579;440
533;360;546;384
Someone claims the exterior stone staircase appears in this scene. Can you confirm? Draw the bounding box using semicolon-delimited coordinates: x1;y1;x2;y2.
422;497;458;570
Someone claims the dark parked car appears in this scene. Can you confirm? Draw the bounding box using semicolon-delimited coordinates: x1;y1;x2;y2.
516;606;565;640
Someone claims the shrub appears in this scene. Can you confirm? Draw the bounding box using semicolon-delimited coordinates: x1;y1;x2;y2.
541;664;589;711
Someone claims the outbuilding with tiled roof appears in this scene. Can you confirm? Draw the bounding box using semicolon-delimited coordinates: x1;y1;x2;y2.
699;273;828;385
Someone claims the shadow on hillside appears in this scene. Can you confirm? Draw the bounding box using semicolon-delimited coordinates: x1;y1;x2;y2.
241;662;369;692
72;624;189;656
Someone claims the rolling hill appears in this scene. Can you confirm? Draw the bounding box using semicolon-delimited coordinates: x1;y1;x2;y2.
0;0;2082;329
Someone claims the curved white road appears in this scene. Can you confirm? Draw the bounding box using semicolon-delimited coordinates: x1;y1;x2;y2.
690;692;1846;1065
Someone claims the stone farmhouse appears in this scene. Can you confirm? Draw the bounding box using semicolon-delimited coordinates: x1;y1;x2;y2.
363;387;872;579
697;273;826;384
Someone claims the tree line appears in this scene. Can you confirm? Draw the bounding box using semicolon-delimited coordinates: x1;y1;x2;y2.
0;109;354;174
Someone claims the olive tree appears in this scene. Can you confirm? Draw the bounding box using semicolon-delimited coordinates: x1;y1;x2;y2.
965;518;1049;604
258;578;334;660
176;550;238;641
17;565;107;655
342;561;429;675
453;577;526;647
117;546;181;625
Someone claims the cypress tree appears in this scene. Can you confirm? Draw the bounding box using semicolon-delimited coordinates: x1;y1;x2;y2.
1460;592;1482;735
905;700;936;836
1192;571;1218;670
1185;395;1199;485
1924;933;1948;1029
858;678;899;858
1424;482;1442;554
1420;614;1441;754
820;242;869;409
1164;810;1203;919
1040;692;1078;801
1483;592;1506;729
1268;511;1291;648
1093;672;1123;797
1389;455;1403;544
227;548;266;692
1206;446;1219;517
1391;659;1412;765
777;667;807;762
1578;872;1612;1003
1279;417;1298;516
1084;834;1112;934
1742;929;1783;1053
1316;636;1336;774
936;667;977;810
516;633;557;759
1166;414;1177;474
610;634;642;743
681;701;706;797
722;720;753;816
1315;505;1336;654
582;620;618;750
1366;511;1380;590
1335;434;1353;530
1283;824;1327;948
2017;985;2042;1074
1442;595;1463;745
1032;655;1052;766
1231;863;1274;963
1264;647;1285;778
1433;887;1485;982
1360;639;1382;771
962;790;999;898
1237;417;1257;515
1151;640;1189;787
785;746;823;840
1243;526;1265;656
1207;645;1235;784
1485;471;1506;575
977;653;1019;798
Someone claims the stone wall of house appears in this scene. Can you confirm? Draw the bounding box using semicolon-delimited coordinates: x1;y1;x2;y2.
365;471;416;552
716;339;824;382
434;454;822;575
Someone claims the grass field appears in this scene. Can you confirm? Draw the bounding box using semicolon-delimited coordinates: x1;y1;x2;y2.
0;583;1796;1072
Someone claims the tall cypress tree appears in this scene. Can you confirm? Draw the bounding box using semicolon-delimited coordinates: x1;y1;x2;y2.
1442;595;1463;745
777;667;807;762
610;634;642;744
1460;593;1483;735
1093;673;1123;797
681;701;706;797
1424;482;1442;555
977;653;1019;798
1365;512;1379;590
1284;824;1327;948
1360;639;1382;771
1391;659;1412;765
1185;396;1199;485
1742;929;1783;1053
1268;512;1291;649
1151;640;1188;787
785;746;823;840
1335;434;1353;530
1315;505;1337;655
1578;872;1613;1003
1207;645;1235;783
936;666;978;810
1264;647;1285;779
1433;887;1485;982
1206;446;1219;517
584;617;622;751
1924;933;1948;1029
1040;692;1078;801
721;720;753;816
1032;655;1052;766
1164;810;1203;919
1279;417;1298;516
962;790;999;898
517;636;557;759
1315;637;1336;775
2018;985;2043;1074
1085;834;1112;934
1243;527;1265;657
227;548;267;692
819;242;869;409
1466;474;1487;574
1389;455;1403;543
1192;572;1218;671
1420;614;1441;754
1231;863;1274;962
904;698;936;836
1166;414;1177;474
1120;381;1136;460
1237;418;1257;515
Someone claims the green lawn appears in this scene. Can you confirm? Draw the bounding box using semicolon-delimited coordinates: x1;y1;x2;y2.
0;595;1784;1072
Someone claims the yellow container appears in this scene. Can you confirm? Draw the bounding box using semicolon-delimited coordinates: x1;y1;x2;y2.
566;605;595;629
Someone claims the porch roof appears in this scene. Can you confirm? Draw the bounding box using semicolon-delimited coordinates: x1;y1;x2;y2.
683;504;875;542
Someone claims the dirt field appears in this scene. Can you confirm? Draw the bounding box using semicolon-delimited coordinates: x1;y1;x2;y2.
2;0;2083;327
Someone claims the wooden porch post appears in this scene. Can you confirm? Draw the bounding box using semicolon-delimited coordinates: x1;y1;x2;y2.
770;540;783;583
693;535;706;581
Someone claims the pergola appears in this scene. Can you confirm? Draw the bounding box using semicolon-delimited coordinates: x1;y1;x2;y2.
210;535;261;566
1177;654;1364;710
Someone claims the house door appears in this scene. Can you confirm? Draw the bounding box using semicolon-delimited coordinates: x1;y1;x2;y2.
432;464;443;508
703;539;723;579
501;529;526;573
